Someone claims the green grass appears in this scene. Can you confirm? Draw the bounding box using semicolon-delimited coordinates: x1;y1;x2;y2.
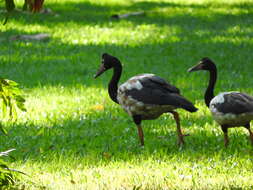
1;0;253;189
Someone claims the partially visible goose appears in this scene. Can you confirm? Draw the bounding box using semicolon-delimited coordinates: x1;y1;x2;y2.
94;53;198;146
188;57;253;147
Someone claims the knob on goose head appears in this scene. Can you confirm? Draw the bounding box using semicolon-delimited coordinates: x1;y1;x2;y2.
94;53;120;78
188;57;216;72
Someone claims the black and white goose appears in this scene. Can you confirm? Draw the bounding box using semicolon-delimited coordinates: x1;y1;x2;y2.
94;53;198;146
188;57;253;147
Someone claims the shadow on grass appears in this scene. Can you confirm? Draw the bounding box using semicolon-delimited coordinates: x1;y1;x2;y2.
0;1;252;90
0;36;253;100
0;1;252;92
1;1;253;31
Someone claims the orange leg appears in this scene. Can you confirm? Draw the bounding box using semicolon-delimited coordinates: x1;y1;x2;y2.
137;125;144;146
221;125;229;147
249;129;253;145
171;111;186;146
245;123;253;146
133;115;144;146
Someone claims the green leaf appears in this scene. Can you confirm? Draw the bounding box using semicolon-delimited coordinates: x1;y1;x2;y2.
0;78;26;137
0;149;15;157
10;102;17;121
15;95;25;103
0;125;8;135
16;102;27;112
1;98;7;118
5;79;18;87
0;78;26;120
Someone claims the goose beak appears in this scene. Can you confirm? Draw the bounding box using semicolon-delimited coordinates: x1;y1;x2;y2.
94;64;106;78
187;63;203;72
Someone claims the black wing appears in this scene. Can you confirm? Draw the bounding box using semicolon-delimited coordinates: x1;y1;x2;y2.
128;74;180;93
124;74;197;112
215;92;253;114
146;75;180;94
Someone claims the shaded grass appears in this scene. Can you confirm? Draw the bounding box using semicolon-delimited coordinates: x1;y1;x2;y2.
0;0;253;189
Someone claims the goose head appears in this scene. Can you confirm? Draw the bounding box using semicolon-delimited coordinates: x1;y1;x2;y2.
188;57;216;72
94;53;120;78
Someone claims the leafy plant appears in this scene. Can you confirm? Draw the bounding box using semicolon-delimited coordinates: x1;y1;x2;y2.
0;79;26;188
0;78;26;134
0;149;26;188
0;149;16;187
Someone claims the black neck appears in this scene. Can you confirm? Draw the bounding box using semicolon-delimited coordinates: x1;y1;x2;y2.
108;63;122;104
204;68;217;107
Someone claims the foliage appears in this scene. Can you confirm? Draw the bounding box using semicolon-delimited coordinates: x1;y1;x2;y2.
4;0;44;12
0;149;16;188
0;0;253;189
0;79;26;188
3;0;44;25
0;149;26;188
0;78;26;134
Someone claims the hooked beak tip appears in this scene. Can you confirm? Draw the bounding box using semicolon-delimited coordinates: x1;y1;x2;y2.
187;68;194;72
94;65;105;79
94;73;100;79
94;73;100;78
188;63;203;73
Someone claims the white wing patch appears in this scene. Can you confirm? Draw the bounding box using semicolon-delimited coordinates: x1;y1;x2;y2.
210;93;225;105
126;80;143;90
119;74;155;91
129;73;155;81
210;92;234;121
210;92;240;107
